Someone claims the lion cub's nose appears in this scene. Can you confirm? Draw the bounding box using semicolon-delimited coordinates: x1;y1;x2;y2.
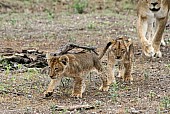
50;75;54;78
116;56;121;59
151;2;158;6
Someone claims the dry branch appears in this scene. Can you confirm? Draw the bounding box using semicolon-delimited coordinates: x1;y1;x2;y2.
56;43;98;55
53;104;95;111
0;90;24;96
0;2;12;9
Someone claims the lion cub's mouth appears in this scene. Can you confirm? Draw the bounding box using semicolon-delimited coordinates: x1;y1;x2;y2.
50;76;56;79
149;7;160;12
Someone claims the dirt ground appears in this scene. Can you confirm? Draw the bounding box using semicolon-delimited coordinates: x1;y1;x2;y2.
0;0;170;114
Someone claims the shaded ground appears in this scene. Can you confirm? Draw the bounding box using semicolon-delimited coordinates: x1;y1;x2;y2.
0;0;170;114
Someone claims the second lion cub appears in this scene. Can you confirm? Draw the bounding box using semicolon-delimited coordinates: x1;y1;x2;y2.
99;37;134;83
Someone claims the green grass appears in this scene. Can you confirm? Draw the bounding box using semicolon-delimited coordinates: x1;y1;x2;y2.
160;97;170;109
122;1;134;10
87;22;96;30
0;83;8;92
45;9;55;19
144;70;149;80
165;64;170;69
148;90;156;101
73;0;88;14
109;83;119;103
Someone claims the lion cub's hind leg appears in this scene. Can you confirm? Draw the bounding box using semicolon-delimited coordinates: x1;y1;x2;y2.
99;71;111;91
71;77;85;98
94;59;113;91
99;61;116;91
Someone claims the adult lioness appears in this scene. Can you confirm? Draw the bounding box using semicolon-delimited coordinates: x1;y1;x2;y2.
44;51;111;98
137;0;170;57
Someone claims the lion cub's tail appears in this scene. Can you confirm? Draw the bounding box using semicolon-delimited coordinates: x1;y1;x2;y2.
98;41;113;60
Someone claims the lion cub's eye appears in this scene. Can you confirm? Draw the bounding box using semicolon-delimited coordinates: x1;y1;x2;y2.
55;67;59;71
121;49;125;52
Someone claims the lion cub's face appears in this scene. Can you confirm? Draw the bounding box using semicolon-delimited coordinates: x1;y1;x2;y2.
46;53;68;79
146;0;164;12
110;38;132;61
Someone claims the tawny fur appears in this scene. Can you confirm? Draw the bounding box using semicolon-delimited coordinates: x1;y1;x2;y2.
99;37;134;83
137;0;170;58
44;51;111;98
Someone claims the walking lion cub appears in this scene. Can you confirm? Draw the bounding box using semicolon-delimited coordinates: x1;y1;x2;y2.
99;37;134;83
44;51;111;98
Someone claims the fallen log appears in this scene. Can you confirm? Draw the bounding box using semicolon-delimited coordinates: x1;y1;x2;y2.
0;48;47;72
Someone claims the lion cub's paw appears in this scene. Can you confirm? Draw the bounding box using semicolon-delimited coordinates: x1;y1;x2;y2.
99;86;109;91
123;76;133;84
117;73;122;78
44;91;53;97
71;93;82;98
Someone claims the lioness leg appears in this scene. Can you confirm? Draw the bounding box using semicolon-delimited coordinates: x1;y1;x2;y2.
137;16;155;57
161;35;166;46
44;77;62;97
152;17;168;57
147;19;155;44
155;25;166;46
71;77;85;98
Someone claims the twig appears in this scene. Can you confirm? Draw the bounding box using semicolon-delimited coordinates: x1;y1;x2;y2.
0;2;12;9
57;43;98;55
0;90;24;96
53;104;95;111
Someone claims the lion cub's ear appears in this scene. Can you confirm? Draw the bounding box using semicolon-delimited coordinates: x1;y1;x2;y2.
125;38;133;51
46;52;52;64
59;55;69;66
111;39;116;44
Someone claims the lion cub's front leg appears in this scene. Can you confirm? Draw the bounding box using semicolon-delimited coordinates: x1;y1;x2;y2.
44;77;62;97
71;77;85;98
107;55;116;84
123;61;133;83
117;63;125;78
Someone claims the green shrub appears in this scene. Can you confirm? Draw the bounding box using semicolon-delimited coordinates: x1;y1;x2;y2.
73;0;88;14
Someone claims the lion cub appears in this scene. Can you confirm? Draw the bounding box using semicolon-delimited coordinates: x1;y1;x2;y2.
99;37;134;83
44;51;111;98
